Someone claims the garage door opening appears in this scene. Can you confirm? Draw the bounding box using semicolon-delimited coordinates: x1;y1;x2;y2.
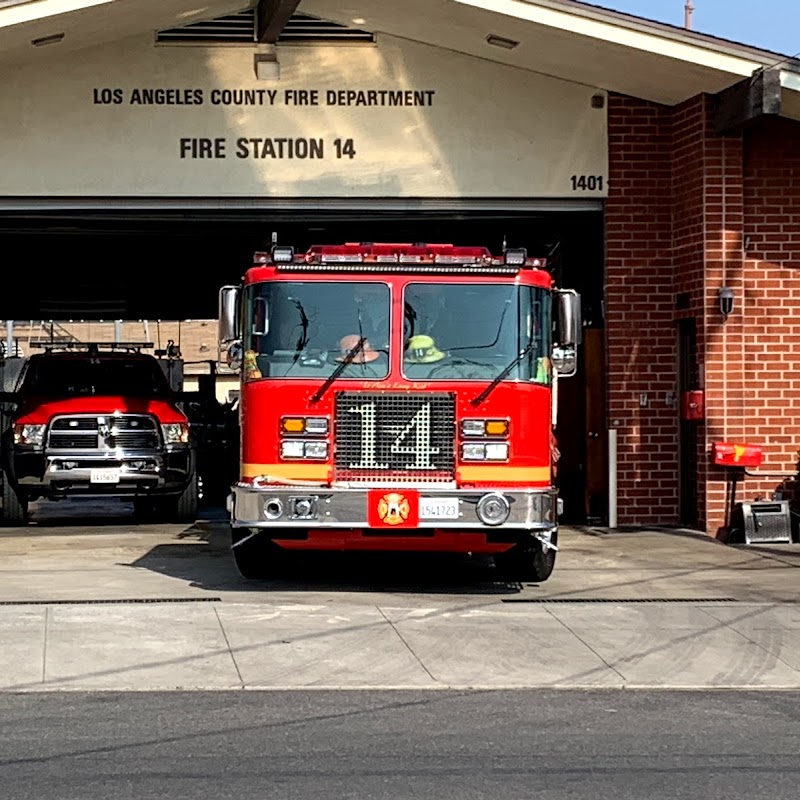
0;206;604;523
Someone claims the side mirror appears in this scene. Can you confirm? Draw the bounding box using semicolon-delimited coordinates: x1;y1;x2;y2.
553;290;582;377
218;286;240;344
226;341;243;373
251;297;269;337
551;345;577;377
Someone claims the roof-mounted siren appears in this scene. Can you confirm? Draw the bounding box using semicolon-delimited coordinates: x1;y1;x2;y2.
503;247;547;269
271;245;295;264
504;247;527;267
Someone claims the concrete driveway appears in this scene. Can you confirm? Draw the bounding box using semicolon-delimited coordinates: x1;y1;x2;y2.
0;498;799;691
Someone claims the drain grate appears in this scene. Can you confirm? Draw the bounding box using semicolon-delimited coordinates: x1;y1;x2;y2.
502;597;739;604
0;597;222;606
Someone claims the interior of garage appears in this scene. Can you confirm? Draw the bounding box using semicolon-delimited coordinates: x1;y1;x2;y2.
0;208;605;523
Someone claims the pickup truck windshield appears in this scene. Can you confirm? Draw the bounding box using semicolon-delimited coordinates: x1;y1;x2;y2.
243;281;391;379
21;357;172;398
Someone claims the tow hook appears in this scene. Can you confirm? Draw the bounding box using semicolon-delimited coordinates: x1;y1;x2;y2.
535;530;558;553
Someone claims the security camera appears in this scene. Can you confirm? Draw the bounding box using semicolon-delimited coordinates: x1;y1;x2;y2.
719;287;734;317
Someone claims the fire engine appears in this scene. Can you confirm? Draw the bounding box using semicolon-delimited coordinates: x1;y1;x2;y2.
218;243;581;582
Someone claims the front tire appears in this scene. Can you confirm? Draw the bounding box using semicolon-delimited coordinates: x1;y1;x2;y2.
231;528;284;579
494;531;558;583
135;476;199;524
1;475;28;526
173;474;199;523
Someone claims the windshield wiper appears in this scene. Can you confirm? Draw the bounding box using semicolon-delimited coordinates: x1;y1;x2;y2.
310;336;366;405
470;342;535;407
291;299;309;363
280;299;310;378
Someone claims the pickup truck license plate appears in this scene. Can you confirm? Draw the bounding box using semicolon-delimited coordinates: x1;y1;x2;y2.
420;498;459;520
90;468;121;484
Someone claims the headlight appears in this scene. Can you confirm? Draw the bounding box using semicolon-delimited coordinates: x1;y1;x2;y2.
484;443;509;460
462;420;486;436
13;424;46;447
462;443;487;460
461;442;509;461
161;423;190;445
281;440;305;459
461;419;509;437
304;441;329;459
281;441;329;460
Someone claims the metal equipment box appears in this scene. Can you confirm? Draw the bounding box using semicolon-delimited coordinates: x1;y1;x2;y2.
740;501;792;545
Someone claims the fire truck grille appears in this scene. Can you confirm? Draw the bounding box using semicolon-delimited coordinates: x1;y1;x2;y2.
48;415;160;451
334;392;456;483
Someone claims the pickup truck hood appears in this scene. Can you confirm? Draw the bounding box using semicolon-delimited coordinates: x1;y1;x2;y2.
13;396;187;425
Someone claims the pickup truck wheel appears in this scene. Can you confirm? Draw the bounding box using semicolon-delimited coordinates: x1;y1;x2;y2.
1;477;28;526
494;531;558;583
173;474;199;523
231;529;283;580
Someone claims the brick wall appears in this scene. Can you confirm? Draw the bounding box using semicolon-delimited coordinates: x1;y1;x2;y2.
736;117;800;516
671;96;713;531
605;94;678;525
608;94;800;533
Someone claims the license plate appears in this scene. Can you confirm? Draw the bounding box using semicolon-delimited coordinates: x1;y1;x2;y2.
90;468;120;484
420;497;460;520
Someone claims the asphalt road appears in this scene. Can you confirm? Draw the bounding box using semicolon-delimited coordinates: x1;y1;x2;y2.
2;690;800;799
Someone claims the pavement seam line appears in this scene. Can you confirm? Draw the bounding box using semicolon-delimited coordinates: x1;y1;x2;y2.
213;606;245;688
542;605;628;683
696;605;800;675
377;607;439;684
41;606;49;685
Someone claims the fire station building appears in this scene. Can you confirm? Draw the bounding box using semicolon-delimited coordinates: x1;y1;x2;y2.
2;0;799;536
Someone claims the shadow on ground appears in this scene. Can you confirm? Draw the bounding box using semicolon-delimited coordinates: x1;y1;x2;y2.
128;519;528;597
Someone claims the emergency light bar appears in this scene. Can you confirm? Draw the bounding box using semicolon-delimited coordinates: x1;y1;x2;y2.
31;341;154;352
275;263;521;275
253;243;547;270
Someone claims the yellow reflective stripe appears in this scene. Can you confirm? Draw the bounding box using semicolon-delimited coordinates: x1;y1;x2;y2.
242;464;549;483
458;466;550;483
242;463;331;481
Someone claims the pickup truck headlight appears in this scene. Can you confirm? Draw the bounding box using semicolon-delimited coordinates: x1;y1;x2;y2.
161;423;190;445
13;424;46;448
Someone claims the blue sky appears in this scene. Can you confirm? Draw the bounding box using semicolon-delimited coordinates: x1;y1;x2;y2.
591;1;799;55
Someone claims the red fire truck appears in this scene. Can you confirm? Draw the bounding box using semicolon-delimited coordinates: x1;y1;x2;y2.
219;243;581;582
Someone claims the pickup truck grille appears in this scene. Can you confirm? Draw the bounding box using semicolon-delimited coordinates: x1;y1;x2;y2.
48;414;160;451
334;391;456;483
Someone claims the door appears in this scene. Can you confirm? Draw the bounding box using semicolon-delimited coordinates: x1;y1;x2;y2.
583;328;608;524
678;318;699;527
554;328;607;524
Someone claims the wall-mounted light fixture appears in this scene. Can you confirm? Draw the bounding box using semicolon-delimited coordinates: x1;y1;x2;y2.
719;286;734;318
32;33;65;47
486;33;519;50
254;48;280;81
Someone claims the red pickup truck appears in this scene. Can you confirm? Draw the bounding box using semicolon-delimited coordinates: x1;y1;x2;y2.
0;343;198;525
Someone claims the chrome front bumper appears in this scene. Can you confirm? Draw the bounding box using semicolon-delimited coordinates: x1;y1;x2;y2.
15;448;192;493
230;483;559;530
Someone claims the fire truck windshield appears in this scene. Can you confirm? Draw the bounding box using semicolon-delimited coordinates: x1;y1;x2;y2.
403;283;552;383
243;281;391;379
